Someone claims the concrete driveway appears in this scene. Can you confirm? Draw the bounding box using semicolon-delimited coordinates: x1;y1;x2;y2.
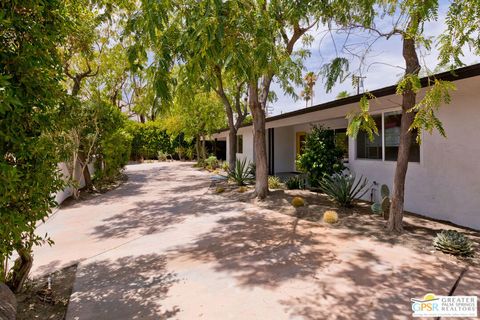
31;162;479;319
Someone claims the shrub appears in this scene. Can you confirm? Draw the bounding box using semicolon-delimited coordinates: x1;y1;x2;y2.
126;121;193;161
323;210;339;224
286;176;303;190
319;172;369;207
221;161;229;171
215;186;225;194
195;159;206;168
175;146;186;160
291;197;305;208
433;230;475;257
185;146;195;160
95;129;132;182
158;151;168;161
268;176;283;189
205;156;219;170
296;125;344;187
126;121;171;160
227;159;253;186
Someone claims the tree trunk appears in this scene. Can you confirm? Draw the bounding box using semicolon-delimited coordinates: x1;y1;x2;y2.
6;246;33;293
228;128;237;169
195;135;202;162
78;151;92;190
249;83;268;199
201;136;207;160
387;36;420;233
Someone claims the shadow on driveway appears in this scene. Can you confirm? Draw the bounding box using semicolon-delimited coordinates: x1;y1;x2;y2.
67;254;179;320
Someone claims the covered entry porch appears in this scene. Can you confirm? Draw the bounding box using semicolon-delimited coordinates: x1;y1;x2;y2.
266;117;349;176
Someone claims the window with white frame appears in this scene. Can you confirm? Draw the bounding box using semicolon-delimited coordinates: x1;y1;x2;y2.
356;111;420;162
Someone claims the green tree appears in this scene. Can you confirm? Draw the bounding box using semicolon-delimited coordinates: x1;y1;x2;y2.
0;0;71;292
162;89;226;161
301;72;318;107
336;90;350;99
438;0;480;67
173;0;249;169
324;0;468;232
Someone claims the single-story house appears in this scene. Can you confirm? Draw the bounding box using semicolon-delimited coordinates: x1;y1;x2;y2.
212;63;480;230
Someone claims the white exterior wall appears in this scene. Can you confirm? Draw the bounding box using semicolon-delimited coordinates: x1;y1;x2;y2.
349;77;480;229
273;126;295;172
54;161;95;205
212;76;480;230
237;126;255;163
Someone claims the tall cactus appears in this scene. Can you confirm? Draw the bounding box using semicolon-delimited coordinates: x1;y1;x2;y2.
371;184;390;220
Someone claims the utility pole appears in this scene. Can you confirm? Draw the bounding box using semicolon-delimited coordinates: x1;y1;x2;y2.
352;75;366;95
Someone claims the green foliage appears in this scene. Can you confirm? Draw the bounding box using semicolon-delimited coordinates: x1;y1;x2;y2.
205;156;219;170
347;93;379;141
0;0;71;288
319;173;369;208
320;58;350;93
438;0;480;67
409;80;456;143
227;159;253;186
95;130;132;182
396;74;422;95
158;151;168;161
285;176;304;190
162;90;226;144
296;126;344;187
221;161;229;171
185;146;195;161
433;230;475;257
268;176;283;189
336;91;350;99
126;121;187;160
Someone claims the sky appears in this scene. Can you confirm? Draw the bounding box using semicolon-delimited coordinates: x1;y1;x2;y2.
268;2;479;116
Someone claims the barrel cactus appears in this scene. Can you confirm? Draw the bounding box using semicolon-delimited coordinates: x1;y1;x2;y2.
291;197;305;208
323;210;339;224
433;230;475;257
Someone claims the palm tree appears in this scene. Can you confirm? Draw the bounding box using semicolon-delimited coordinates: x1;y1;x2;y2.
304;72;318;107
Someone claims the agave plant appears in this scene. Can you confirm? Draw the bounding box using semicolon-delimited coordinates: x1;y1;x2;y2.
227;159;253;186
285;176;304;190
319;172;369;207
433;230;475;257
268;176;283;189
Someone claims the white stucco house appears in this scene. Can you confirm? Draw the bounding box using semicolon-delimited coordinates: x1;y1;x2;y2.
212;64;480;230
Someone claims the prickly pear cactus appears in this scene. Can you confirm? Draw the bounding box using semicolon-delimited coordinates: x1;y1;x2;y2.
433;230;475;257
381;196;390;220
380;184;390;199
371;203;382;214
